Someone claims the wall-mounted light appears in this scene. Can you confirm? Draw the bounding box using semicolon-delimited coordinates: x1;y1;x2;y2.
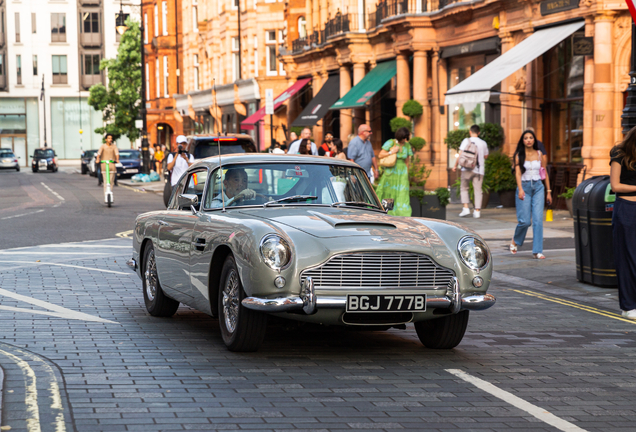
158;125;164;130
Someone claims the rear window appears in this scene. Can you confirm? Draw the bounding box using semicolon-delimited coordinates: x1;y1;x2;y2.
34;149;55;158
0;152;15;158
193;138;256;160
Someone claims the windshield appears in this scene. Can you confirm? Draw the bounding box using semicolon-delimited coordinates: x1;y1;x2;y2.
82;150;97;157
193;139;257;159
119;150;140;159
203;163;381;210
34;149;55;158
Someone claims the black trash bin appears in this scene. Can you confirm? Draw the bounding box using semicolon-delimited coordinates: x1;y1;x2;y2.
573;175;617;287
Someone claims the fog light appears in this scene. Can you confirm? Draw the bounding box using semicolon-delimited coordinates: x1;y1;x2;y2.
472;276;484;288
274;276;286;289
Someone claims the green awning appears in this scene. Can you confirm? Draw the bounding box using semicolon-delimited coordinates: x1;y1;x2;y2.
330;61;397;110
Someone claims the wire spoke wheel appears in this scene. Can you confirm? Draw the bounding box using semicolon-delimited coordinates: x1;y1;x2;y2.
222;270;240;334
144;249;158;302
142;243;179;317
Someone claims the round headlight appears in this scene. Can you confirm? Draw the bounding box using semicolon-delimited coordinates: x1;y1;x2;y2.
260;235;291;270
457;236;489;270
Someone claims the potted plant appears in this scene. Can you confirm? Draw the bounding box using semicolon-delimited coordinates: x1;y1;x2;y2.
418;187;449;220
402;100;424;132
408;156;431;217
560;187;576;218
390;117;412;132
484;151;517;207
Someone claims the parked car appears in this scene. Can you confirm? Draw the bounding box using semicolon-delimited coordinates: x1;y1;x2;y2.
32;148;58;173
118;149;143;178
162;134;257;207
80;150;97;175
129;154;495;352
0;149;20;171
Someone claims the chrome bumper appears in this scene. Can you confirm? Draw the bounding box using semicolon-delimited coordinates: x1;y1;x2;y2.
242;277;496;314
126;258;137;272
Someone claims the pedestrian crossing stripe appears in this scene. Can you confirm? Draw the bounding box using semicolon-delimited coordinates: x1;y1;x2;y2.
513;289;636;325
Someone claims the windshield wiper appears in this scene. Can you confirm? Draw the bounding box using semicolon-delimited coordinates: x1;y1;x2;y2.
263;195;318;207
331;201;382;210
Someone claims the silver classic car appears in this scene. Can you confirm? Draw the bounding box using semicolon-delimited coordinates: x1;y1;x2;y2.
129;154;495;351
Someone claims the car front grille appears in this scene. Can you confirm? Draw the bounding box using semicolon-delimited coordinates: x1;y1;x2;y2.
301;253;454;290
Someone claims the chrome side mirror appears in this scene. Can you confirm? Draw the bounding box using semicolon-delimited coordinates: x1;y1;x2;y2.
382;198;394;212
178;193;198;211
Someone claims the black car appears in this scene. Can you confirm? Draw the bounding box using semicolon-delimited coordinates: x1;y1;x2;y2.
80;150;97;175
162;134;257;206
32;148;58;173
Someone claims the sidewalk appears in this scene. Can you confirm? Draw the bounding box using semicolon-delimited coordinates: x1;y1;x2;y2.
118;178;165;193
446;203;620;312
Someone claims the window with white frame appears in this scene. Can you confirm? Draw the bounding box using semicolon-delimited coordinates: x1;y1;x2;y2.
253;36;258;77
15;13;20;43
145;63;150;100
163;56;169;97
233;0;239;9
193;54;199;91
155;57;160;98
232;37;240;82
33;55;37;75
298;17;306;38
265;30;277;76
192;0;198;32
144;13;148;43
52;54;67;84
153;4;158;37
31;13;36;34
16;55;21;85
278;30;286;75
162;1;168;36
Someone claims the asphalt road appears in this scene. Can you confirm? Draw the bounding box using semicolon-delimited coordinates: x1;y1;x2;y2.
0;168;165;249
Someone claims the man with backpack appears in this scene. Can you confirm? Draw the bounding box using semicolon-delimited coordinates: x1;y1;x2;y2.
452;124;489;218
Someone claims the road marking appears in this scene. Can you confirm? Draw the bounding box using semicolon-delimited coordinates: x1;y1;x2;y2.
116;230;134;238
446;369;587;432
0;260;130;275
0;349;41;432
119;184;147;193
0;288;118;324
513;289;636;324
40;183;65;201
1;209;45;220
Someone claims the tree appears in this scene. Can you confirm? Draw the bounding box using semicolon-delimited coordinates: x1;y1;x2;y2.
88;18;141;143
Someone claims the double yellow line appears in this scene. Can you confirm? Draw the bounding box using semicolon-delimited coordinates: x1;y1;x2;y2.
513;289;636;325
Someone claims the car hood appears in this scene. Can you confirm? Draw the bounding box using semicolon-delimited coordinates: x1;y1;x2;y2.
239;207;430;240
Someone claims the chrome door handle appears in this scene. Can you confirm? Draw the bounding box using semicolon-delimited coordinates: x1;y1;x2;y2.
158;220;169;226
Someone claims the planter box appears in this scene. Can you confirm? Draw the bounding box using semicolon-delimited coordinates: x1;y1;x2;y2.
498;190;516;208
421;195;446;220
409;196;422;217
565;198;573;218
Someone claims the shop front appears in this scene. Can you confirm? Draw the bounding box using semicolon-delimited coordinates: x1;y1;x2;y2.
0;98;39;167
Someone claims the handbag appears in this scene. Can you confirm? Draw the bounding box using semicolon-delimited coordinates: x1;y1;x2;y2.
539;166;546;180
379;140;399;168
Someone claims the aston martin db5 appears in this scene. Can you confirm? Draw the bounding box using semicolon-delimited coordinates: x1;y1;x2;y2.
129;154;495;351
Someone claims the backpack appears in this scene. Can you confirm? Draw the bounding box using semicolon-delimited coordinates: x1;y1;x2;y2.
458;138;479;170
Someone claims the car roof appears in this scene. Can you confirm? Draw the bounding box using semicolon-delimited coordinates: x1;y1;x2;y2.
191;153;359;169
189;134;254;141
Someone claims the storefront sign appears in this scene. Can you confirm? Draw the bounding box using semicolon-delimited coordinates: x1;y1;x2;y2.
540;0;578;16
573;36;594;56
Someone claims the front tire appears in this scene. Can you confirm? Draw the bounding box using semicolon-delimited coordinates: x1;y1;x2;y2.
414;311;469;349
16;166;20;172
143;243;180;317
218;255;267;352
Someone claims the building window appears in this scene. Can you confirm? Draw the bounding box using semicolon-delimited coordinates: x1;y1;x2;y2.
16;55;21;84
266;30;277;76
298;17;306;38
162;1;168;36
192;6;198;32
0;55;4;78
83;54;100;75
52;55;68;84
82;12;99;33
145;63;150;100
144;13;148;43
232;37;240;82
193;54;199;91
33;55;37;75
51;13;66;42
15;13;20;43
253;36;258;77
163;56;169;97
233;0;239;9
32;13;36;34
155;58;160;98
154;4;158;37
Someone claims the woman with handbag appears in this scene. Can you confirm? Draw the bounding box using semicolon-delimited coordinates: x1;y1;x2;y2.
510;129;552;259
374;127;414;216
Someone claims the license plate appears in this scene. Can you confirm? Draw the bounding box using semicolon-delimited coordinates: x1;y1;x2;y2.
346;294;426;313
39;161;47;166
125;168;138;174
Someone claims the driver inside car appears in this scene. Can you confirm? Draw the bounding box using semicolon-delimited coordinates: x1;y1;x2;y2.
210;168;260;208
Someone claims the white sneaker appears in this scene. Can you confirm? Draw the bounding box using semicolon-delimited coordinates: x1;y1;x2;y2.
459;208;471;217
622;310;636;320
473;210;481;218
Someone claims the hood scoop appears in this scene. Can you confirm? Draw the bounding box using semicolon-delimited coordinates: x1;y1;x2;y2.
308;211;397;230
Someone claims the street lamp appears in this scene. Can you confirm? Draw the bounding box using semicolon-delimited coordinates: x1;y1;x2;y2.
115;0;150;174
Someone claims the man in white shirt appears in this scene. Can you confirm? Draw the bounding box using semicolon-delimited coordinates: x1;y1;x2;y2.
452;124;489;218
287;128;319;155
166;135;195;186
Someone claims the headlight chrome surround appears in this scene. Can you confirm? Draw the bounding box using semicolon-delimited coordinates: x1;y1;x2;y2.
260;234;292;270
457;236;490;271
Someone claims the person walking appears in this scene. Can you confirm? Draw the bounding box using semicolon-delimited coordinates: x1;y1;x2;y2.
374;127;413;216
452;124;489;218
166;135;194;187
509;129;552;259
610;126;636;319
331;138;347;160
154;144;164;175
288;128;319;155
95;133;119;194
348;124;378;182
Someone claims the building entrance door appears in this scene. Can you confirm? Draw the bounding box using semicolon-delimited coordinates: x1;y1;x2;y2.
0;135;27;167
